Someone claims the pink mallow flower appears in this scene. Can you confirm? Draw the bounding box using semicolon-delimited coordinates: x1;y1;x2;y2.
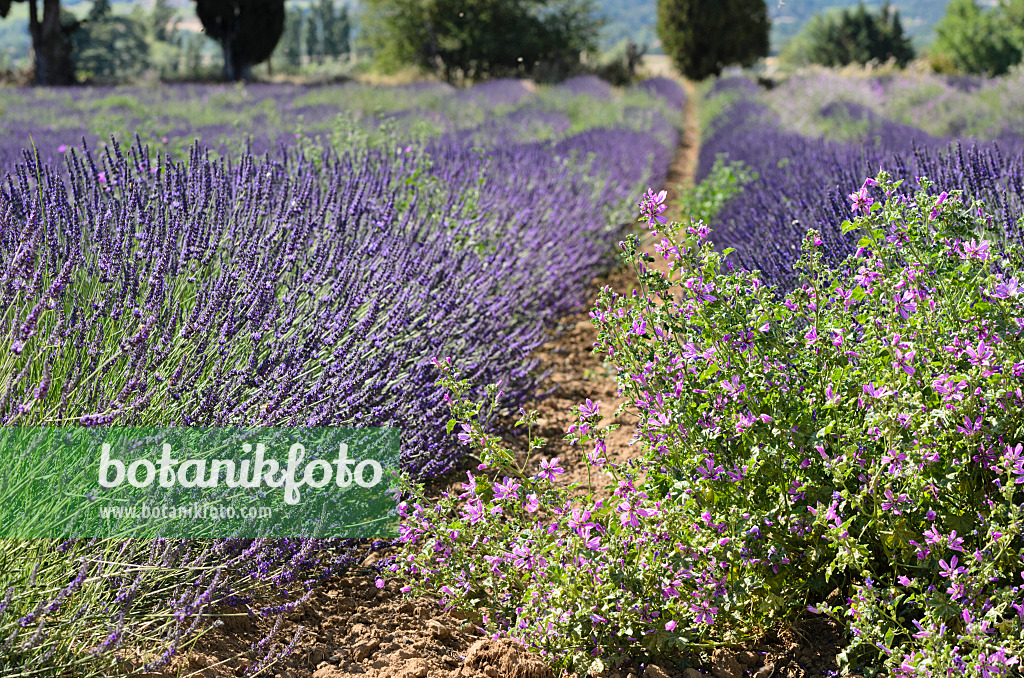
535;457;564;482
849;185;873;213
863;382;895;399
639;188;669;225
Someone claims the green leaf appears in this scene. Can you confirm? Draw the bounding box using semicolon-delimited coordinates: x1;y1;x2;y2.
446;419;457;435
700;363;720;380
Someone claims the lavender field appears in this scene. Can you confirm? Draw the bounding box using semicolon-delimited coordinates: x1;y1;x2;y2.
7;64;1024;678
0;76;683;676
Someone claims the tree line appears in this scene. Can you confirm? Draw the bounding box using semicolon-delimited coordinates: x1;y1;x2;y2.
0;0;351;84
659;0;1024;79
778;0;1024;77
4;0;1024;88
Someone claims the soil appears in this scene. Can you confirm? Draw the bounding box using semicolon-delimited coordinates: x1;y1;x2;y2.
171;82;854;678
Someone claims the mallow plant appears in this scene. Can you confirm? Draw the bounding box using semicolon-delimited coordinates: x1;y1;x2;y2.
395;173;1024;677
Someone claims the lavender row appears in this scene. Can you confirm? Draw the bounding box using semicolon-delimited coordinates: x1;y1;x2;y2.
0;78;686;172
763;68;1024;141
2;131;674;478
698;79;1024;290
634;77;687;111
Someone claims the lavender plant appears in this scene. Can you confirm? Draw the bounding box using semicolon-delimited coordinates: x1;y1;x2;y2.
396;176;1024;677
633;77;687;112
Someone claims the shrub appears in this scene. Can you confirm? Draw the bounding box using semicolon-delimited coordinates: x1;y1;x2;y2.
788;1;915;68
359;0;603;84
931;0;1024;76
397;175;1024;677
71;0;151;83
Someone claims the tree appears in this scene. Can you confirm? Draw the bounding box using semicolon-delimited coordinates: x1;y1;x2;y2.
151;0;176;42
307;0;350;64
0;0;78;85
194;0;285;81
931;0;1024;75
72;0;150;82
329;2;351;60
656;0;769;81
793;2;914;68
360;0;602;83
278;5;303;67
182;30;204;74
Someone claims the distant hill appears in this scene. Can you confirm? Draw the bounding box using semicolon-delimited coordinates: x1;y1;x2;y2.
596;0;952;54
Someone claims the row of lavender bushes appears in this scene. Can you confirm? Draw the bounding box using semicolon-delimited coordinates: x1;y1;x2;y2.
0;77;685;676
696;77;1024;292
762;68;1024;142
0;77;682;172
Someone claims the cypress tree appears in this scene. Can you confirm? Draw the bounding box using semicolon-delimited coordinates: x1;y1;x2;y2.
194;0;285;81
656;0;769;80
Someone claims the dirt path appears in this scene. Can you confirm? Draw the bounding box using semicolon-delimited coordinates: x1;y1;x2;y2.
174;83;845;678
524;81;701;500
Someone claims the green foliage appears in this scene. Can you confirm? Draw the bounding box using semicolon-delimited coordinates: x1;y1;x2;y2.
151;0;176;42
359;0;603;83
656;0;769;81
680;154;757;225
279;5;304;67
931;0;1024;76
276;0;350;70
194;0;285;81
307;0;350;63
181;30;205;75
593;39;646;86
788;1;915;68
771;0;948;54
71;0;150;83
